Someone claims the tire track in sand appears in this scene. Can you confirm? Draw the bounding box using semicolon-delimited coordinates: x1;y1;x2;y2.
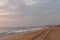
31;30;47;40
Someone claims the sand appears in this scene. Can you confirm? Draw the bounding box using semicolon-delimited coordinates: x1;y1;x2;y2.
1;26;60;40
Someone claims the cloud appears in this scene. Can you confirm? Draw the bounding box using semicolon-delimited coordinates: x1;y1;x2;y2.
0;0;60;27
22;0;39;6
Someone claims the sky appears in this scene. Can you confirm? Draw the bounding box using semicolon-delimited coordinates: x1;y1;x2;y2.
0;0;60;27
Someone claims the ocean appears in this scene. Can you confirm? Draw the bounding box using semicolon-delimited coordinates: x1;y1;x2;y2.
0;27;43;36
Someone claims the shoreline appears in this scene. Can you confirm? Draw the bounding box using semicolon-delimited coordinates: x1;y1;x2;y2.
0;27;44;39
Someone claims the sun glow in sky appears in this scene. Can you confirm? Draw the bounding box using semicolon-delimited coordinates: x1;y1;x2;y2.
0;0;60;27
0;13;10;15
0;9;11;15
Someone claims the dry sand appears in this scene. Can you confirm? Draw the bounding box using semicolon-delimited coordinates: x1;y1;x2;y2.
1;26;60;40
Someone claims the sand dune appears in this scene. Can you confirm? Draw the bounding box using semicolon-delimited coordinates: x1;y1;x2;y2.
1;26;60;40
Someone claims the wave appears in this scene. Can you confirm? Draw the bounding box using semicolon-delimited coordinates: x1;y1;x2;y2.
7;28;43;34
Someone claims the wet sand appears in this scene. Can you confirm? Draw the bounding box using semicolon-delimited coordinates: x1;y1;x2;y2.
1;26;60;40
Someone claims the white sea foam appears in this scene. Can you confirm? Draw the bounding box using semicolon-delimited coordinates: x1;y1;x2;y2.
12;28;43;33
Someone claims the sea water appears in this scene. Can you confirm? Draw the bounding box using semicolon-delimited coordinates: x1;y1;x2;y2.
0;27;43;38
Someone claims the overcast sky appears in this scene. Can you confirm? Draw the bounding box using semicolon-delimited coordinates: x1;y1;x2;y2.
0;0;60;27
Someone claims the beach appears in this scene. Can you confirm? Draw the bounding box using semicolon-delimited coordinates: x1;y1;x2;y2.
0;26;60;40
